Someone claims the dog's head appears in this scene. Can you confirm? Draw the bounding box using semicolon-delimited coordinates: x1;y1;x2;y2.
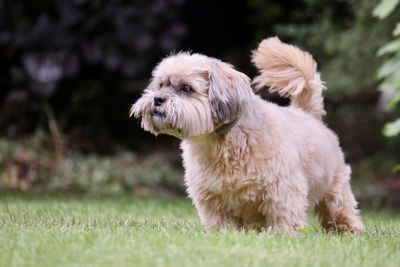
130;52;252;139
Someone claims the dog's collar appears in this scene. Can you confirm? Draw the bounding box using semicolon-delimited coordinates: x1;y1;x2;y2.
211;116;240;136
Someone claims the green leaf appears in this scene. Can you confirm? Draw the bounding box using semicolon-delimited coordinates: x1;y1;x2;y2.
383;118;400;137
387;91;400;110
393;165;400;172
377;57;400;79
393;23;400;36
379;78;400;91
373;0;400;19
377;38;400;56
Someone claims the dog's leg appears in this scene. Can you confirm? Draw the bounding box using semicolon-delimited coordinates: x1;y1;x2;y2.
260;173;309;234
316;164;364;233
195;201;240;231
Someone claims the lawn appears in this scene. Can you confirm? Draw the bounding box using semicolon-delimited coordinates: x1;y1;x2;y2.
0;193;399;267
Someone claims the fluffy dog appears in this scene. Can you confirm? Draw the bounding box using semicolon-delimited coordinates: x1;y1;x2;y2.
130;37;365;234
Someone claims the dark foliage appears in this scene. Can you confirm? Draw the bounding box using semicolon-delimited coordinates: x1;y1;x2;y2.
0;0;186;146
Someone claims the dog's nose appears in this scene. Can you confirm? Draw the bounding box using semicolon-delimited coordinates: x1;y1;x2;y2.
154;96;166;106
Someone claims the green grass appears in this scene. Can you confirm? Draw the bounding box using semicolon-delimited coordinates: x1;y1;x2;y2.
0;193;399;267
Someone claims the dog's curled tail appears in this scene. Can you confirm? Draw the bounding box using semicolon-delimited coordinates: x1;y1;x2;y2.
252;37;327;120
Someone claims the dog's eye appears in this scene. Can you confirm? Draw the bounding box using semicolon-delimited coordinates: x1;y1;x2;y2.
181;84;193;93
159;82;164;88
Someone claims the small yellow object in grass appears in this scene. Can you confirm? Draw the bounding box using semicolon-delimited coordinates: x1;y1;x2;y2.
297;227;311;234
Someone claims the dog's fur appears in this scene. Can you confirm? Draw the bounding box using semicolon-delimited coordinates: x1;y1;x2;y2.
130;37;365;234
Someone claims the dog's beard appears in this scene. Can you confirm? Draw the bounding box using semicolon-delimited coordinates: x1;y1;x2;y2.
130;93;214;139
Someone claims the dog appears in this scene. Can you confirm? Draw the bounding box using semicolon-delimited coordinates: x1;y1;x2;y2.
130;37;365;234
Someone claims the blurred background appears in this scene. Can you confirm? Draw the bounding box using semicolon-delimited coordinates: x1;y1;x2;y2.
0;0;399;209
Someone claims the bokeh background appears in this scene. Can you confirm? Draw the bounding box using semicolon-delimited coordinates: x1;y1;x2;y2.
0;0;399;209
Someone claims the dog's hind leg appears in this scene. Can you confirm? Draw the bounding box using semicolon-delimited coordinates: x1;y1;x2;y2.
316;164;364;233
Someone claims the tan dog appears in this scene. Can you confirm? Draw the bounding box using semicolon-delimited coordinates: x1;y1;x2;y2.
130;37;364;234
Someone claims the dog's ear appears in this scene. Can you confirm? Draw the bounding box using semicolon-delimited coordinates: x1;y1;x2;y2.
207;60;252;124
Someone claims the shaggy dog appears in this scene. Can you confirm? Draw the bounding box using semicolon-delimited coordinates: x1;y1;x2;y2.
130;37;365;234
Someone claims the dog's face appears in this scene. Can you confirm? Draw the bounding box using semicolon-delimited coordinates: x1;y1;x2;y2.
130;53;252;139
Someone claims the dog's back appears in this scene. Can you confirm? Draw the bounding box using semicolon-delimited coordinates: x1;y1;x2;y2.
252;37;326;120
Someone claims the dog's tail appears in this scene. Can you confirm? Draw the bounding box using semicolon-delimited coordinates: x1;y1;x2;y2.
251;37;326;120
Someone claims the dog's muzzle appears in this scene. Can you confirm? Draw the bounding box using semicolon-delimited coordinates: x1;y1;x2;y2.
154;96;166;106
151;105;166;119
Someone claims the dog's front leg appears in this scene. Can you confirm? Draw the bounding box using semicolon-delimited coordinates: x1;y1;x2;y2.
260;173;309;234
195;202;240;231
